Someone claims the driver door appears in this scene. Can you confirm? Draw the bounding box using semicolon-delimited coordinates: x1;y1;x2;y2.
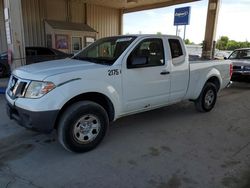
122;38;171;113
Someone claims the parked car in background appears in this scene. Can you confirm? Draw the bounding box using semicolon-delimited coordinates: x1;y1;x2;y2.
0;52;8;78
214;51;231;60
0;47;72;78
227;48;250;82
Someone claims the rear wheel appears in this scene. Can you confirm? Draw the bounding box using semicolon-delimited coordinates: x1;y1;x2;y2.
194;82;217;112
58;101;109;153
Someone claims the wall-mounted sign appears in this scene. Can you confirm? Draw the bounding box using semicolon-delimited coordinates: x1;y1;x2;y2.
4;8;9;21
174;7;191;26
5;21;12;44
55;34;69;49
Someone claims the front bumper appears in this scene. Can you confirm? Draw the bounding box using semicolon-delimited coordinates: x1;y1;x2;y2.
6;102;59;133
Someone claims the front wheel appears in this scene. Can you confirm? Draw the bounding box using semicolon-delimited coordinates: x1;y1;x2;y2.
58;101;109;153
194;82;217;112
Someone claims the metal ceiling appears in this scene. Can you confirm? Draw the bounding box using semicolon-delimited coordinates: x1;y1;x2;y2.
82;0;200;13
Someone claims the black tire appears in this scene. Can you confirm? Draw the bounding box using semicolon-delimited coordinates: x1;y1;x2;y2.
194;82;217;112
58;101;109;153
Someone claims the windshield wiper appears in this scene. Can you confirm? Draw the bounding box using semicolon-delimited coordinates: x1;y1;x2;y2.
72;56;97;63
72;56;112;65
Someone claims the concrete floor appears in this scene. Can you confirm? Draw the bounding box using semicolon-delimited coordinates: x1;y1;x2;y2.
0;82;249;188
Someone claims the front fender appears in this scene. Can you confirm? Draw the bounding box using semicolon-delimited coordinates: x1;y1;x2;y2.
56;79;122;118
15;79;122;119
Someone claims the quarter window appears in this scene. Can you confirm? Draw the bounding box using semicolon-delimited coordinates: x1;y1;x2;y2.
169;39;183;58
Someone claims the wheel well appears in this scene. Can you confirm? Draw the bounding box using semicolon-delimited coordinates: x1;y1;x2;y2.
54;92;115;129
206;76;220;91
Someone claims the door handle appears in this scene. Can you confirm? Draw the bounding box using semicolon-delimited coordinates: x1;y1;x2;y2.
160;71;170;75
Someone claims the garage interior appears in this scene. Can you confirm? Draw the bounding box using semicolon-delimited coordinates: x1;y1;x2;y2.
0;0;220;68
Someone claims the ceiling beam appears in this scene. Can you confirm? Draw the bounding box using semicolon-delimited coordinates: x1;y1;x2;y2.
123;0;200;13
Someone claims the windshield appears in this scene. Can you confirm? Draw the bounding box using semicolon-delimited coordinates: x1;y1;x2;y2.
73;36;137;65
229;49;250;60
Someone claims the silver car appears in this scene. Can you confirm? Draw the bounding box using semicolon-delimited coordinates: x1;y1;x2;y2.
228;48;250;82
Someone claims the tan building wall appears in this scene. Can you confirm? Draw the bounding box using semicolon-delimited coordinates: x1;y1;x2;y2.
0;0;7;53
87;4;120;39
22;0;45;47
20;0;121;47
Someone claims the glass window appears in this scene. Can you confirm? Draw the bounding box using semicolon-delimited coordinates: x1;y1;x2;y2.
72;37;82;53
46;34;52;48
229;49;250;59
127;38;165;68
85;37;95;47
169;39;183;58
73;36;136;65
36;48;54;55
26;49;37;56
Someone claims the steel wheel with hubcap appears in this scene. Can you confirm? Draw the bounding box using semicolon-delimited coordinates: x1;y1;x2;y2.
58;101;109;153
73;114;101;144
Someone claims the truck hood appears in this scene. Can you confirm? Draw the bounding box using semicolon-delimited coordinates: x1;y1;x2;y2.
13;58;106;80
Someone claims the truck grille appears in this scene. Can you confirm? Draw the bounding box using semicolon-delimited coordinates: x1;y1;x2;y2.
7;76;30;99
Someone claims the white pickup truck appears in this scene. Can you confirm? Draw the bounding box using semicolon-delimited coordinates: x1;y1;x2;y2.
6;35;232;152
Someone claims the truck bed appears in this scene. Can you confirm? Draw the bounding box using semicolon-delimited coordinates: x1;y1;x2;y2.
185;60;231;100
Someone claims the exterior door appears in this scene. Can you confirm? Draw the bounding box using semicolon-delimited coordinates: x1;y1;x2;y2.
122;38;171;113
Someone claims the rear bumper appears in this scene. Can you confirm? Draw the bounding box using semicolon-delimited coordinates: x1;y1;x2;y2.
6;102;59;133
231;72;250;82
226;81;233;88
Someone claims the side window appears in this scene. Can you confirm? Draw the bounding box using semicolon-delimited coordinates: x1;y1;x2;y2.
127;38;164;68
37;48;54;56
169;39;183;58
228;51;238;59
26;49;37;56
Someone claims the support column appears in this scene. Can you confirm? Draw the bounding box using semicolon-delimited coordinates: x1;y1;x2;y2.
4;0;26;69
202;0;220;59
119;9;123;35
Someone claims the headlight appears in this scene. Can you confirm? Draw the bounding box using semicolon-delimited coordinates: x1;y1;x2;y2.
25;81;55;98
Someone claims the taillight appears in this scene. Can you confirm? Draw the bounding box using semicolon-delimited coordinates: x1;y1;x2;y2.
229;64;233;77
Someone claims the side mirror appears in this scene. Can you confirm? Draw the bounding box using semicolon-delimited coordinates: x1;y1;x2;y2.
128;56;148;68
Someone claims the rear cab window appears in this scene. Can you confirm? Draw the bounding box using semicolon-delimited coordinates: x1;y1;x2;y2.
168;38;185;65
168;39;183;58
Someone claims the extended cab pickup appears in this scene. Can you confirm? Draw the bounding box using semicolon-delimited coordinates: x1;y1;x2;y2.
6;35;232;152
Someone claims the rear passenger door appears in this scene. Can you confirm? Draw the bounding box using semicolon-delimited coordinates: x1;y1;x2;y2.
122;37;171;113
168;38;189;102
